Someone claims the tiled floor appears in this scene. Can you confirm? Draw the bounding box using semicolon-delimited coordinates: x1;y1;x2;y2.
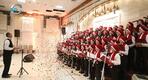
0;50;87;80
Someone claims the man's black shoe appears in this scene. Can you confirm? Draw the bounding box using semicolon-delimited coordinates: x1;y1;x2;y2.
84;74;88;77
2;75;11;78
7;74;12;76
79;71;84;74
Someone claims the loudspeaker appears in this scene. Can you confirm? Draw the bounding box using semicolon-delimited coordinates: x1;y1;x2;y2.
23;54;35;62
14;29;20;37
61;27;66;35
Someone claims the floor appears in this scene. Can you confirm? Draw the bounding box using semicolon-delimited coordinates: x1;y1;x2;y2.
0;49;88;80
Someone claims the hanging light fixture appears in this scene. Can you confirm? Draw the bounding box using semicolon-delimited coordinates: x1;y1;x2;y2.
103;5;106;14
10;3;22;14
93;9;97;17
100;5;105;15
113;0;119;14
106;7;110;13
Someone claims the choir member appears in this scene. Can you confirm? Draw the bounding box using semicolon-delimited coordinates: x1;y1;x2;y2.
118;36;129;80
125;27;136;72
94;45;104;80
136;26;148;74
101;44;121;80
87;38;95;80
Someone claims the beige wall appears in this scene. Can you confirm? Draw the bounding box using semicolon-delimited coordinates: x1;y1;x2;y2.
0;14;61;53
63;0;148;31
0;13;8;50
119;0;148;25
0;13;7;31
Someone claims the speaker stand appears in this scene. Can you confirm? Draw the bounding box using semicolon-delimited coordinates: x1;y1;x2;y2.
15;37;19;53
17;50;29;77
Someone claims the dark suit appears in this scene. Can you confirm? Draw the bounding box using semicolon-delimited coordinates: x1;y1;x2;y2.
2;39;13;77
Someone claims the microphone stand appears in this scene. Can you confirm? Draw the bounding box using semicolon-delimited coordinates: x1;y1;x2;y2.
88;51;91;78
71;50;73;68
17;49;29;77
100;53;107;80
101;44;109;80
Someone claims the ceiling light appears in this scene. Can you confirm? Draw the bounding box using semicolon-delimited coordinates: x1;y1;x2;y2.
56;5;64;9
17;0;26;3
32;0;36;3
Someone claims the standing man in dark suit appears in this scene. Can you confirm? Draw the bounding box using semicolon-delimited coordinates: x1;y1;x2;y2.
2;32;14;78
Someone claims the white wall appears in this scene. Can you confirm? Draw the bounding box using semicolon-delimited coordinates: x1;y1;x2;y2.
0;14;61;53
41;18;61;53
119;0;148;25
0;13;8;50
0;13;7;31
0;33;5;50
64;0;148;30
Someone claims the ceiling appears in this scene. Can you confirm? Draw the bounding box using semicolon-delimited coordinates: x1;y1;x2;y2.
0;0;87;17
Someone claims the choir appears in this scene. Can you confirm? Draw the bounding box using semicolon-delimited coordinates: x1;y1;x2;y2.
57;17;148;80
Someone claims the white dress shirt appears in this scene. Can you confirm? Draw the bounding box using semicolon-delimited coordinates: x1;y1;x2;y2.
141;34;148;47
3;39;13;50
119;44;129;55
111;53;121;65
128;36;135;47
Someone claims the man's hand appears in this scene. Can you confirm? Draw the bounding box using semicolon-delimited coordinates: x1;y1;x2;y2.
13;47;19;50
